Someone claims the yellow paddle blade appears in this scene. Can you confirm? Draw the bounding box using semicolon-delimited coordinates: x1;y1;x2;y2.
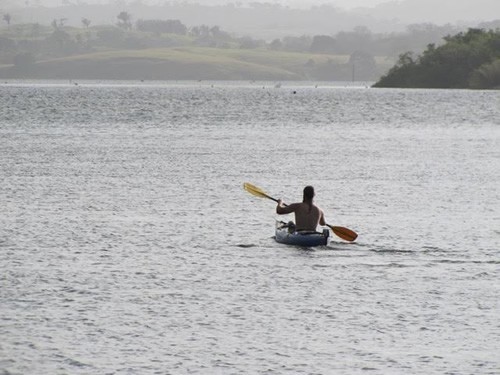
243;182;272;200
327;224;358;242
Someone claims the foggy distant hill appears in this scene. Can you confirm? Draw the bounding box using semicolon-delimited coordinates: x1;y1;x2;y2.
2;0;499;39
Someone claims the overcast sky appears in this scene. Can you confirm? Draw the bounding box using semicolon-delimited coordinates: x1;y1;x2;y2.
287;0;391;9
4;0;392;9
6;0;499;12
4;0;500;26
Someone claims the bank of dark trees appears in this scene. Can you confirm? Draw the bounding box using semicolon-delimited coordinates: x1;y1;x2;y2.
374;28;500;89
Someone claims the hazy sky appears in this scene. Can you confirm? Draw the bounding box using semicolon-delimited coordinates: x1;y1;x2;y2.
286;0;391;9
8;0;499;13
7;0;392;9
5;0;500;26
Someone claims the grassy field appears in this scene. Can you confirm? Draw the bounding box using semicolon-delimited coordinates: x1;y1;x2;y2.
0;46;360;80
0;43;392;80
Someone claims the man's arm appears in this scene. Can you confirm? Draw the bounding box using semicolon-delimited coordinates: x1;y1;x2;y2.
319;209;326;226
276;200;298;215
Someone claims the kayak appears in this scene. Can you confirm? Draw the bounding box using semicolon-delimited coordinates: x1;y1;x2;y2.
275;221;329;247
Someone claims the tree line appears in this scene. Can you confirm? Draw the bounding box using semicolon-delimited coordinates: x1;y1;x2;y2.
1;11;499;83
0;14;468;59
374;28;500;89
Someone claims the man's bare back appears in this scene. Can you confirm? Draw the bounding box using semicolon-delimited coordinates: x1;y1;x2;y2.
293;202;324;231
276;186;326;232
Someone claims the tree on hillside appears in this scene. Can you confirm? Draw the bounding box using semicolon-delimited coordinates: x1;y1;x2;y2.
184;24;232;47
374;28;500;89
469;59;500;89
96;27;125;48
51;18;67;30
238;36;262;49
335;26;373;54
269;38;282;51
46;28;76;55
310;35;336;53
136;19;187;35
3;13;11;28
82;18;91;29
190;25;215;38
117;11;132;30
281;35;312;52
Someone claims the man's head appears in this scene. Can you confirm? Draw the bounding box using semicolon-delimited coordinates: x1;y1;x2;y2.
303;186;315;201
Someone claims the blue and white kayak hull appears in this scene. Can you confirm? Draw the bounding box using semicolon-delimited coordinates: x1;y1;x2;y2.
275;222;329;247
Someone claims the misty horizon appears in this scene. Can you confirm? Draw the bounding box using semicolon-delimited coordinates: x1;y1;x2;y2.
0;1;400;10
1;0;499;83
1;0;499;40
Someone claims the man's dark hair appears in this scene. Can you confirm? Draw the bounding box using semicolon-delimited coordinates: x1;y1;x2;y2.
303;186;315;201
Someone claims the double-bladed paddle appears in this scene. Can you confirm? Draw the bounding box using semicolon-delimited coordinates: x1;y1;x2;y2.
243;182;358;242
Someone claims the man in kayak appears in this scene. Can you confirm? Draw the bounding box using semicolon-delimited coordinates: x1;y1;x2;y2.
276;185;326;232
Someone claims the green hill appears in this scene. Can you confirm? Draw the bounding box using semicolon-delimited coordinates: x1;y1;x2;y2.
0;47;359;81
373;28;500;89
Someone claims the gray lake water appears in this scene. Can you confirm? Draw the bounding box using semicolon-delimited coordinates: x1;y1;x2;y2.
1;81;499;374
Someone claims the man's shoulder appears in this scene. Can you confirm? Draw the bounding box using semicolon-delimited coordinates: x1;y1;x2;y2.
313;204;324;214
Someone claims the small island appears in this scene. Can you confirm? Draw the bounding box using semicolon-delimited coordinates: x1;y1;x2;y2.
373;28;500;89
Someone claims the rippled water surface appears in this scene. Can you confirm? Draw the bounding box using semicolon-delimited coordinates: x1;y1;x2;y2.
1;81;499;374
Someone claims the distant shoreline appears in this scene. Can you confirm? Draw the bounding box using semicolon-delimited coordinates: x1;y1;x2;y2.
0;79;375;89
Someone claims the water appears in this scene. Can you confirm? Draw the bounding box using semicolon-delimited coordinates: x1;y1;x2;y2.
1;81;499;374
